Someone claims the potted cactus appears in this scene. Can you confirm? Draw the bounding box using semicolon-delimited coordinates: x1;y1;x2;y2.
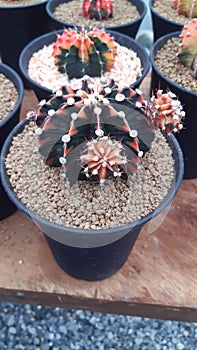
19;27;150;100
1;77;184;280
150;0;197;41
0;0;52;75
150;19;197;178
0;63;24;220
46;0;147;38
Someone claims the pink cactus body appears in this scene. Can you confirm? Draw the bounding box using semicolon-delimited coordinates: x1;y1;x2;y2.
173;0;197;18
177;19;197;77
82;0;113;20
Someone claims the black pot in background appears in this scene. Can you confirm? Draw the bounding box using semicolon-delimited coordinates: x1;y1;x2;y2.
1;119;184;281
0;1;53;76
46;0;147;38
19;29;150;101
150;1;183;41
150;32;197;179
0;63;24;220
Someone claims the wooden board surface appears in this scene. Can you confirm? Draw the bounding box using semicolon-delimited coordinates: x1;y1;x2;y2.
0;87;196;323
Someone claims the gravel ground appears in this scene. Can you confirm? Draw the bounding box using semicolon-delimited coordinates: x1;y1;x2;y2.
0;302;197;350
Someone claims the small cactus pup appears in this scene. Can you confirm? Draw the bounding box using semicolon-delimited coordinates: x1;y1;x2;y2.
177;18;197;78
82;0;113;20
147;90;185;134
52;27;117;79
27;79;185;186
173;0;197;18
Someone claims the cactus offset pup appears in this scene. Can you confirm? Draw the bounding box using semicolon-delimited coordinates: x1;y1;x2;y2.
52;28;117;79
173;0;197;18
177;19;197;77
82;0;113;20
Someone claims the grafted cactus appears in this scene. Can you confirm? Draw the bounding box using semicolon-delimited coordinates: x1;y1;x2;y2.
52;28;117;79
27;79;184;186
173;0;197;18
82;0;113;20
177;18;197;77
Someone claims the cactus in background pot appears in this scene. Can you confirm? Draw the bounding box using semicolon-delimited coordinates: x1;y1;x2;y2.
177;18;197;77
27;78;184;186
173;0;197;18
82;0;113;20
52;28;117;79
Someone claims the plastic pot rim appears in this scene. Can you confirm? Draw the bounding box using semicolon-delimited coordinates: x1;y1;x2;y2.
150;31;197;98
0;0;48;10
46;0;147;31
150;1;184;28
0;63;24;128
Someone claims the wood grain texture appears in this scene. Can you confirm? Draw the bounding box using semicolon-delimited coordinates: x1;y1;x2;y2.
0;86;196;323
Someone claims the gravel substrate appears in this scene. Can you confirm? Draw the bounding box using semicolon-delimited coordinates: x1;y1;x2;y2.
5;123;174;229
52;0;139;28
0;73;18;122
28;43;142;91
154;37;197;93
0;302;197;350
153;0;193;26
0;0;45;5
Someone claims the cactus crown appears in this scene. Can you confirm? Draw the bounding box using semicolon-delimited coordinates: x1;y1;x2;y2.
27;79;184;186
52;27;117;80
82;0;113;20
177;18;197;77
173;0;197;18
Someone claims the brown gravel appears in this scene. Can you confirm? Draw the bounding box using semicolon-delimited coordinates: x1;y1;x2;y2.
154;37;197;93
5;123;175;230
53;0;139;28
153;0;193;26
0;0;45;6
0;73;18;122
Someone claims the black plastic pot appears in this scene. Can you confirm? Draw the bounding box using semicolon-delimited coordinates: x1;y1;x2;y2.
0;1;53;75
0;63;24;220
150;32;197;179
150;1;183;41
46;0;147;38
19;29;150;101
1;119;184;280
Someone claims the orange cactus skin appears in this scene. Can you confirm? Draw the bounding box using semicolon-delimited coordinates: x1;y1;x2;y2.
177;19;197;76
82;0;113;20
52;28;117;79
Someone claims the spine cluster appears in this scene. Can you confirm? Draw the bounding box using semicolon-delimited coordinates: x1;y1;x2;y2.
173;0;197;18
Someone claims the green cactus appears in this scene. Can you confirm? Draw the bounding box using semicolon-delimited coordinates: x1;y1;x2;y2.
177;19;197;77
52;28;117;79
173;0;197;18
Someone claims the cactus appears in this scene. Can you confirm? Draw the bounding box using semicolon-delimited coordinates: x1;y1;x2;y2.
82;0;113;20
52;28;117;79
177;19;197;77
27;78;184;186
173;0;197;18
146;90;185;134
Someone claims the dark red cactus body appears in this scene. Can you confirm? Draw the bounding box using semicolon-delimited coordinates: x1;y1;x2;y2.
82;0;113;20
